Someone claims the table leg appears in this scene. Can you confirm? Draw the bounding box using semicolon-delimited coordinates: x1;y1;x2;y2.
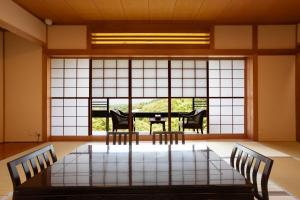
163;122;166;132
150;123;152;135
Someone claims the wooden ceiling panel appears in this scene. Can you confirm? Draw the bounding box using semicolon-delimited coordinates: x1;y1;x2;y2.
171;0;204;20
121;0;149;20
148;0;176;20
64;0;102;20
195;0;232;21
12;0;300;24
92;0;125;20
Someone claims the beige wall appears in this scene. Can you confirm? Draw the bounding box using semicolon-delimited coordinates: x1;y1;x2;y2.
0;0;46;44
48;25;87;49
258;55;296;141
258;25;296;49
4;32;43;142
0;31;3;142
214;25;252;49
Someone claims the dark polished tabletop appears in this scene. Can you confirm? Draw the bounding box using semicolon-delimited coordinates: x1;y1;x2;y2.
16;144;253;200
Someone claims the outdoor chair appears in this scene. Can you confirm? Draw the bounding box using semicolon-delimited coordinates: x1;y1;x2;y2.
178;109;206;134
7;144;57;189
110;110;135;132
230;143;274;200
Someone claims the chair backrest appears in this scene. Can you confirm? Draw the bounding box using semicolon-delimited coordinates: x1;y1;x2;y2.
7;144;57;189
230;143;273;200
106;132;139;145
152;132;185;145
187;109;206;125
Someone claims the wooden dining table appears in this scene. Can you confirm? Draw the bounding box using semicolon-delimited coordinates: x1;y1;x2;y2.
14;144;253;200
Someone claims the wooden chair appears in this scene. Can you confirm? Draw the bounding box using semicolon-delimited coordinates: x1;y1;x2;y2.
106;132;139;145
152;131;185;145
110;110;135;132
179;109;206;134
230;143;273;200
7;144;57;189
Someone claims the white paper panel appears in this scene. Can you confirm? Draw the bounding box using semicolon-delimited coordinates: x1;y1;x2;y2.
157;69;168;78
92;69;103;78
51;69;63;78
171;79;182;87
171;60;182;68
209;125;220;133
64;127;76;136
209;70;220;78
64;88;76;97
64;79;76;87
221;116;232;124
77;99;88;106
51;59;64;68
233;116;244;124
157;88;168;97
144;79;156;87
117;79;128;87
132;69;143;78
209;116;220;124
233;99;244;105
92;60;103;68
221;70;232;78
233;125;244;133
104;88;116;97
52;117;63;126
209;106;220;115
208;60;219;69
77;127;89;136
52;99;63;107
183;79;194;87
196;79;206;87
171;69;182;78
64;107;76;116
51;88;63;97
209;79;219;87
183;60;194;68
132;79;143;87
132;60;143;68
51;127;63;136
78;59;89;68
195;60;206;69
51;79;63;87
233;70;244;78
144;88;156;97
221;88;232;97
64;99;76;106
233;79;244;87
65;69;76;78
221;106;232;115
221;125;232;133
209;99;220;106
221;79;232;87
157;79;168;87
233;60;244;69
183;88;195;97
132;88;143;97
64;117;76;126
65;59;76;68
77;88;89;97
77;117;88;126
92;79;103;87
196;88;206;97
104;69;116;77
233;88;244;97
104;79;116;87
104;60;116;68
117;60;128;68
221;98;232;105
92;88;103;97
183;69;194;78
195;69;206;78
171;88;182;97
209;88;220;97
144;69;156;78
52;107;63;116
220;60;232;69
77;79;89;87
144;60;156;68
233;106;244;115
78;69;89;78
117;69;128;77
117;88;128;97
157;60;168;68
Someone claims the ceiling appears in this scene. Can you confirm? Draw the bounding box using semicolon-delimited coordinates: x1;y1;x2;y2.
13;0;300;24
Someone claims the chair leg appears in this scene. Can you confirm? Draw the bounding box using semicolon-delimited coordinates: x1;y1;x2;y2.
201;128;203;134
197;129;199;134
